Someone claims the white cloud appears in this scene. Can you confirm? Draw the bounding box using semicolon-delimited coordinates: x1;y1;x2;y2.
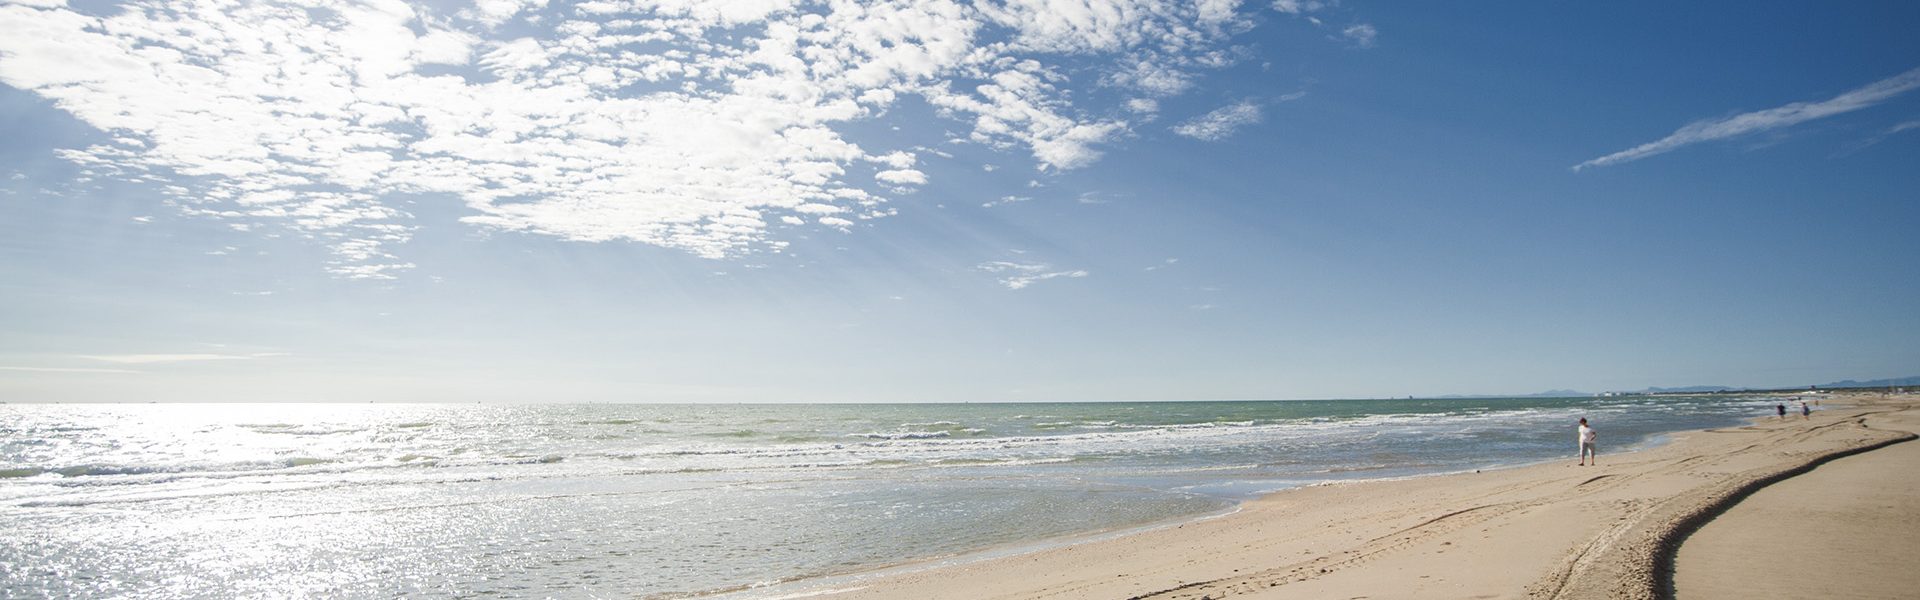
469;0;551;26
480;38;552;73
980;0;1235;54
413;29;481;65
1173;100;1263;140
1341;24;1377;48
1106;58;1194;96
1575;67;1920;171
1271;0;1324;14
981;195;1030;207
875;168;928;186
870;151;917;170
1126;98;1160;113
0;0;1284;277
921;69;1129;171
976;260;1088;289
1196;0;1243;25
77;352;288;364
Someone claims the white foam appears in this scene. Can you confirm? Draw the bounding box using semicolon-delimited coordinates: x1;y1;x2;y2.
845;431;952;440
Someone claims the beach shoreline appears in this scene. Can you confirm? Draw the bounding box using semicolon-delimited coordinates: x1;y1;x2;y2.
702;413;1694;600
721;392;1919;600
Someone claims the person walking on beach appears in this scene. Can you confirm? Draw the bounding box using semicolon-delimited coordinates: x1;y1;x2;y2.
1777;403;1787;420
1801;402;1810;420
1577;418;1597;466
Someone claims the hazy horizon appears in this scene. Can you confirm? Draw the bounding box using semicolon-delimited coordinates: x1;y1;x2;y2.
0;378;1893;404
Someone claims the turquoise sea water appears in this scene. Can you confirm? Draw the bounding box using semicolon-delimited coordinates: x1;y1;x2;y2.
0;396;1781;598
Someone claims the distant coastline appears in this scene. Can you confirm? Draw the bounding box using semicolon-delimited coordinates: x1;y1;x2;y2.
1423;376;1920;400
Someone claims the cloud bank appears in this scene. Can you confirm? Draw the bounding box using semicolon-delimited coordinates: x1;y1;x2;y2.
1575;66;1920;171
0;0;1282;277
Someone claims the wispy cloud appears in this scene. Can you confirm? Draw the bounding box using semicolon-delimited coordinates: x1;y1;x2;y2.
76;352;289;364
1839;118;1920;155
1173;100;1264;141
1076;190;1124;204
1575;66;1920;171
976;261;1089;290
0;366;145;374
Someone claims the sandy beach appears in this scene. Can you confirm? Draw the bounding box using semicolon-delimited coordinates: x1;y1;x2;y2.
756;393;1919;600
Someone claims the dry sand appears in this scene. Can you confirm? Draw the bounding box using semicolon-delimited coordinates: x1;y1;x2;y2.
743;393;1919;600
1673;399;1920;599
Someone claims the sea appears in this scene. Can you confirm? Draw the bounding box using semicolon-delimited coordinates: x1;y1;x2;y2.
0;396;1783;598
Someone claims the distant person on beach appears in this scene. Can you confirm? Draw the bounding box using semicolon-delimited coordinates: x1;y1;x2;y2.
1801;402;1810;420
1577;418;1597;466
1777;404;1787;420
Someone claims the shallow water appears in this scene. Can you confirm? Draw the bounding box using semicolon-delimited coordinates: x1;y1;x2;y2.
0;396;1779;598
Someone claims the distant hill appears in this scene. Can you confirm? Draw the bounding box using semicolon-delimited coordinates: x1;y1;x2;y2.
1428;376;1917;400
1816;376;1920;388
1528;389;1590;397
1607;376;1920;395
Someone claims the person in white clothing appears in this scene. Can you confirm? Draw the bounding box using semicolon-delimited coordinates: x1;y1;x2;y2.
1577;418;1597;466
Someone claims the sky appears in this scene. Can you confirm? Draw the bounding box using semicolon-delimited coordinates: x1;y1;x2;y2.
1;0;1917;403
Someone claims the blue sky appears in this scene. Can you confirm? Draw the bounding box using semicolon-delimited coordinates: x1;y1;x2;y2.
2;0;1917;402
